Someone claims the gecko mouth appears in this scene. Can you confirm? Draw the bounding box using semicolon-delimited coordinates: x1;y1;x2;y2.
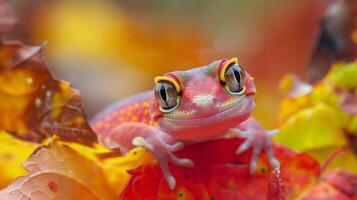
158;95;255;131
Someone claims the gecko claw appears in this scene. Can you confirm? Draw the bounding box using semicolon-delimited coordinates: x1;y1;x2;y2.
172;157;195;168
249;160;258;174
269;158;281;169
235;138;253;155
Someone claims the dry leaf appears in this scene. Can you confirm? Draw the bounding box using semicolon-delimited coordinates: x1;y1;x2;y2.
0;42;97;146
0;141;115;200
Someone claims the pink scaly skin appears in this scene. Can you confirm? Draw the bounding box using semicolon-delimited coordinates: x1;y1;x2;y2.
91;58;280;190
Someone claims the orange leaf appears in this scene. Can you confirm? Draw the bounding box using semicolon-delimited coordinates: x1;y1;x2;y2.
0;141;115;200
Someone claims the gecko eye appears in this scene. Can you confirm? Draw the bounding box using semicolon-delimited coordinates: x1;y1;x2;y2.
154;80;180;113
220;61;246;95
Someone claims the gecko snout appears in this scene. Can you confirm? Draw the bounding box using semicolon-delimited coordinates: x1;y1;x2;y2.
192;95;218;111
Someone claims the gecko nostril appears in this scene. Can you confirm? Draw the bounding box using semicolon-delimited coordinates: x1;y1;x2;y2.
212;97;218;105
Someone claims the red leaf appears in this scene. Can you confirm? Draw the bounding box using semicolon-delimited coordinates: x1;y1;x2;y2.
323;169;357;197
298;169;357;200
119;139;320;200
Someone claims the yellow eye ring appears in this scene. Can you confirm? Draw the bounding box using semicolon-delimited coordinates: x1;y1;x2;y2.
219;57;239;82
154;76;182;93
224;85;246;95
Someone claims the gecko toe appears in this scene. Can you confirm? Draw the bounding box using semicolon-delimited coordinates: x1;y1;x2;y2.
235;139;252;155
168;152;195;168
167;175;176;190
178;158;195;168
168;142;185;152
269;157;280;169
249;160;258;174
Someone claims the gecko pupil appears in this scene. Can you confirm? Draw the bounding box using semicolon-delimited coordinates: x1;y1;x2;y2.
233;67;241;84
154;80;179;111
160;84;167;102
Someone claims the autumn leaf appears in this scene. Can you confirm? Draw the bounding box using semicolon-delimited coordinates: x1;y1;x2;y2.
94;146;155;196
0;140;115;200
277;103;347;151
0;43;97;146
119;139;320;200
276;61;357;173
0;0;97;146
0;131;154;197
0;132;37;189
297;169;357;200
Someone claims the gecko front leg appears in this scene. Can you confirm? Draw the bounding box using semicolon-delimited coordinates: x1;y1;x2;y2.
228;117;280;174
98;122;194;190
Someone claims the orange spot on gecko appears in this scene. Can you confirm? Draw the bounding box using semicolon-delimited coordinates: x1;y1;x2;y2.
104;124;111;129
95;122;103;129
142;102;149;107
131;116;138;121
112;111;119;117
105;115;112;121
127;111;133;117
128;106;134;112
48;181;58;193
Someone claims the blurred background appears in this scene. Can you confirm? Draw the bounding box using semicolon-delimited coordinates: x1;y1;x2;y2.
6;0;332;128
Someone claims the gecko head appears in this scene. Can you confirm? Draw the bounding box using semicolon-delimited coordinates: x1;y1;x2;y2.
149;58;256;141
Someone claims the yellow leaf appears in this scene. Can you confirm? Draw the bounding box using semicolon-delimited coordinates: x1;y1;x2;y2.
0;132;36;189
0;141;115;200
277;95;310;124
101;147;155;194
308;147;357;173
327;62;357;90
51;142;155;196
275;103;347;151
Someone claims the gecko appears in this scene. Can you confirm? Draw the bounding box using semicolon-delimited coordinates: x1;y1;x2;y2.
91;58;280;189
